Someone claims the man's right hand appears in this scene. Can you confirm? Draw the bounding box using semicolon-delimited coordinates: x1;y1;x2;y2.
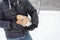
16;19;22;25
16;15;32;27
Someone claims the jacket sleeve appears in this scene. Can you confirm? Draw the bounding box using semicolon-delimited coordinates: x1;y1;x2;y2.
24;0;39;30
0;9;11;29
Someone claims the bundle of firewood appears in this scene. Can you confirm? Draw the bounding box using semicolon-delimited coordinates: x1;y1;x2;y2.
16;15;32;27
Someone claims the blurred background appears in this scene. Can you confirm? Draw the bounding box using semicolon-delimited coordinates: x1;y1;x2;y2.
28;0;60;40
40;0;60;10
0;0;60;40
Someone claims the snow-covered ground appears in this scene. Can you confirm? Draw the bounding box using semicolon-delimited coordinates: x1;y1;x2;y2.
0;10;60;40
30;10;60;40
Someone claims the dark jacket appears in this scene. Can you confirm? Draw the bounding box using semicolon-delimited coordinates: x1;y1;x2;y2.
0;0;38;38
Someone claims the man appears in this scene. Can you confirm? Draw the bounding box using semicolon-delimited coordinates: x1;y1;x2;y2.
0;0;38;40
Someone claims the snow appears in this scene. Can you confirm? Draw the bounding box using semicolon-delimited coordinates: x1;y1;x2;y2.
30;10;60;40
0;10;60;40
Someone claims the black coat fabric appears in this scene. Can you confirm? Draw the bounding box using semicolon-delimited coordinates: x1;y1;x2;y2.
0;0;38;38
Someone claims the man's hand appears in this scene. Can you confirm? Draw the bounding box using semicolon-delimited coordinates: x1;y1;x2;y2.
16;19;22;25
16;15;32;27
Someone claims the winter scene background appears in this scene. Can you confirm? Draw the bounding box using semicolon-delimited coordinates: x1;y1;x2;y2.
0;0;60;40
